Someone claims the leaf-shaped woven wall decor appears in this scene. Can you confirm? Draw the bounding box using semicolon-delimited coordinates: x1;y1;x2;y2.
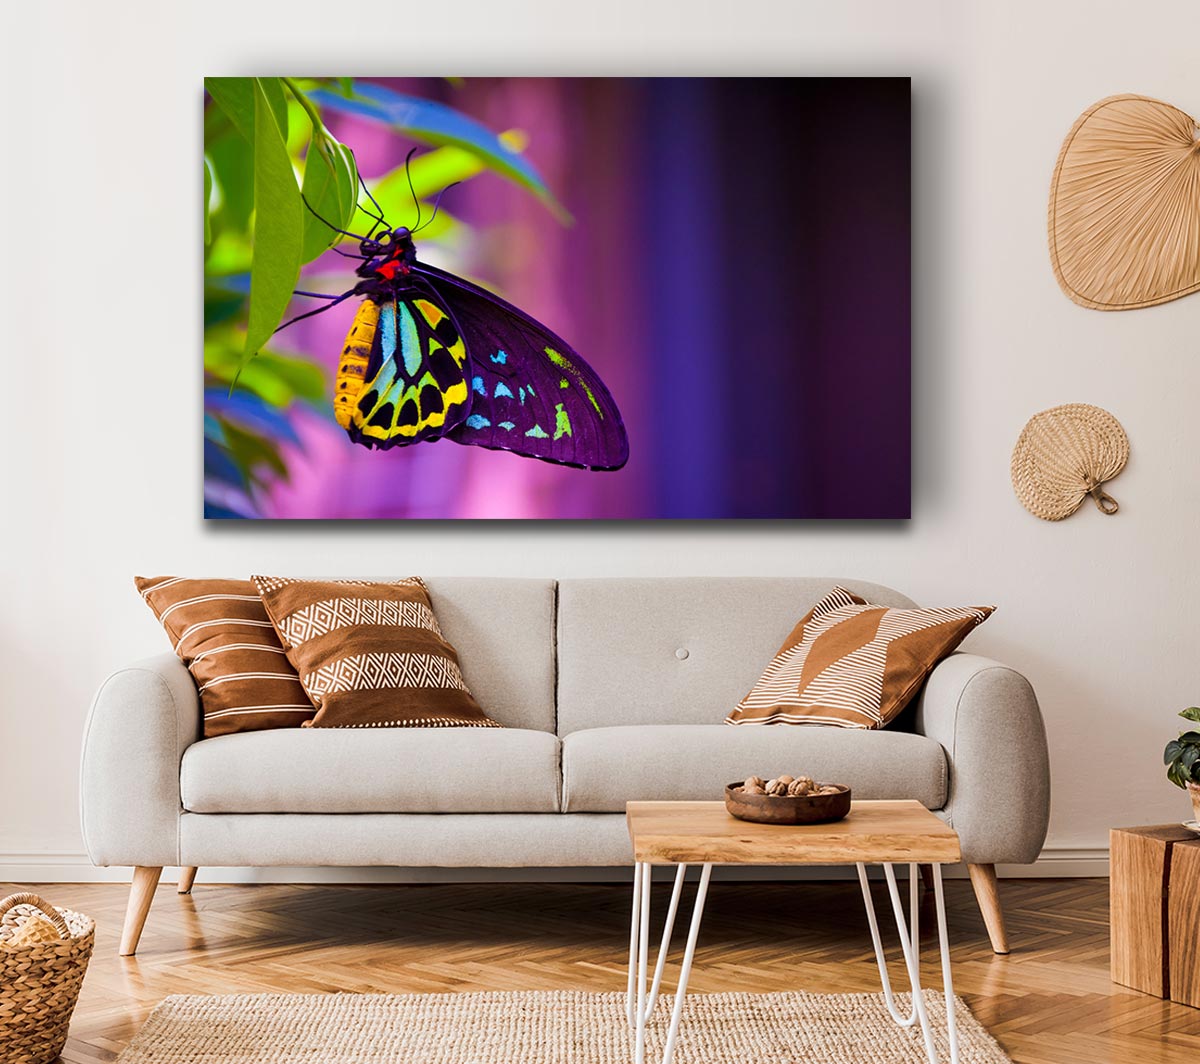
1011;404;1129;521
1049;94;1200;310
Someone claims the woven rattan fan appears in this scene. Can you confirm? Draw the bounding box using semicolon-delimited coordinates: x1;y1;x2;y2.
1049;94;1200;310
1011;404;1129;521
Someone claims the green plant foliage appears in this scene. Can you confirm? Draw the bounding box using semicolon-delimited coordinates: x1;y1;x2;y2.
1164;708;1200;789
243;79;304;363
203;158;213;245
202;77;566;515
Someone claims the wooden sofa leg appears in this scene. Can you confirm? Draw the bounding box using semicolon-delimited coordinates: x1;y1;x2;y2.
178;867;198;894
967;862;1010;954
120;866;162;956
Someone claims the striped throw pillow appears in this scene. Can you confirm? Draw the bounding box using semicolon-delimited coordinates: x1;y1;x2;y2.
135;576;315;737
727;587;994;729
251;576;500;729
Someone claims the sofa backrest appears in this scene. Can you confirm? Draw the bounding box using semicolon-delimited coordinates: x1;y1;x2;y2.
424;577;557;732
556;578;916;734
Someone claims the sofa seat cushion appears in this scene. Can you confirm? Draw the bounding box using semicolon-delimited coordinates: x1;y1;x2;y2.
181;728;560;813
561;725;946;813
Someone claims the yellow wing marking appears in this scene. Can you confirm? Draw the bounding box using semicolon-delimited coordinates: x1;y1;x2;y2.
334;301;378;429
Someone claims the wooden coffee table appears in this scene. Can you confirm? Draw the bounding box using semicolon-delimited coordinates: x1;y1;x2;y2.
625;800;963;1064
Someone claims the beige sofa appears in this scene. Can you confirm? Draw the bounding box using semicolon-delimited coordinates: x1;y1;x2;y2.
81;578;1050;956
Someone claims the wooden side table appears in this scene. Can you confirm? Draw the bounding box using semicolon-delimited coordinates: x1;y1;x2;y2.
1110;824;1200;1009
625;800;963;1064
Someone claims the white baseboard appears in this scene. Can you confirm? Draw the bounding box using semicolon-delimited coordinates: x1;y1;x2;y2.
0;848;1109;885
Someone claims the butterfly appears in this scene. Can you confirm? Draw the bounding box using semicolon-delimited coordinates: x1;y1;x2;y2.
279;180;629;472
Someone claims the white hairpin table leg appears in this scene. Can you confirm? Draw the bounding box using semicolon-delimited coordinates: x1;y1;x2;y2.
856;862;918;1027
628;862;713;1064
660;863;712;1064
932;865;960;1064
627;861;644;1029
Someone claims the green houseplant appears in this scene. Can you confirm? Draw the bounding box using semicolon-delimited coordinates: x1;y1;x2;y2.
1163;707;1200;822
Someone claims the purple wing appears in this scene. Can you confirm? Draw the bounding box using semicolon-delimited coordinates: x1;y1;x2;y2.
413;262;629;471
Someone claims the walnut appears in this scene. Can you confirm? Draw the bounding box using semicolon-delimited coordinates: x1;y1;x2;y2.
744;775;765;790
763;778;788;796
818;785;841;795
777;775;795;786
787;778;813;797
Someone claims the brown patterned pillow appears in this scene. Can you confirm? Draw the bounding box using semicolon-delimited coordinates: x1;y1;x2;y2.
727;586;994;729
135;577;315;737
251;576;500;729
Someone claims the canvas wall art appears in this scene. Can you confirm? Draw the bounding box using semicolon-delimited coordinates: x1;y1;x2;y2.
203;77;911;519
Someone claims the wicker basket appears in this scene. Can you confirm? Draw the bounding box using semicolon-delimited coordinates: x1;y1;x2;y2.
0;893;95;1064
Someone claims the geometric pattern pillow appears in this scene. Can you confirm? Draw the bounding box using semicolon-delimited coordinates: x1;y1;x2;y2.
135;576;315;738
726;586;995;729
251;575;500;729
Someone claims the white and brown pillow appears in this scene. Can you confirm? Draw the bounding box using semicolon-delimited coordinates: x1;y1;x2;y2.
252;576;500;729
136;576;314;737
727;586;994;729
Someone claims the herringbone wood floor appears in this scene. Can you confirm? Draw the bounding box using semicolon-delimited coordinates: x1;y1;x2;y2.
4;877;1198;1063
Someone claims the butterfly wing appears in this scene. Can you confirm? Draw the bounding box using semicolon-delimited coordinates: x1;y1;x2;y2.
341;286;472;451
413;262;629;471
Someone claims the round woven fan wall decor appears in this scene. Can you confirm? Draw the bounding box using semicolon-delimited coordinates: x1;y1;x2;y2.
1049;94;1200;310
1011;404;1129;521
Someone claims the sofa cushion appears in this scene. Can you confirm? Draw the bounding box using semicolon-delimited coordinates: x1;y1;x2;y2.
135;576;314;737
561;725;946;812
252;576;500;730
181;728;560;813
728;586;994;729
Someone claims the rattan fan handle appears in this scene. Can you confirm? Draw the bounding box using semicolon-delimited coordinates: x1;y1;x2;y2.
0;892;70;938
1086;481;1119;515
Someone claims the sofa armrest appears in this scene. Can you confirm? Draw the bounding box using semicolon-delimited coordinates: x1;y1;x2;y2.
914;652;1050;865
80;654;200;867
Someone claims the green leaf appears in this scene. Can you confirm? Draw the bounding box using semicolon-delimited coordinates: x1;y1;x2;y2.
259;77;289;140
1182;746;1200;771
299;134;347;262
1166;740;1184;764
206;76;287;145
311;84;569;222
205;78;255;143
206;127;254;231
203;157;213;245
1179;707;1200;723
243;79;304;364
1177;731;1200;745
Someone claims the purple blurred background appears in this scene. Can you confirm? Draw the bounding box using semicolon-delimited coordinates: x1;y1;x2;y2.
262;77;910;519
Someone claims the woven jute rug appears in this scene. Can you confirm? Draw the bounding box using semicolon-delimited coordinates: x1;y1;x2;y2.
116;990;1012;1063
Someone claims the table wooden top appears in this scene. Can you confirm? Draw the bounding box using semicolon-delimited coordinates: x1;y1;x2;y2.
626;800;961;865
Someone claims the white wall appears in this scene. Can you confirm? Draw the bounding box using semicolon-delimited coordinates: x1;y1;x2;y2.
2;0;1197;879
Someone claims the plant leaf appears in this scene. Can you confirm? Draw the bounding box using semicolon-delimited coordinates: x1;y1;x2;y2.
1178;730;1200;745
1180;707;1200;723
1166;739;1184;764
203;157;213;245
243;79;304;363
205;78;255;143
299;134;348;262
310;83;568;221
259;77;289;140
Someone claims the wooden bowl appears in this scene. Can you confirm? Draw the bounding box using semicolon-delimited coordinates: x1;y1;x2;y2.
724;782;852;825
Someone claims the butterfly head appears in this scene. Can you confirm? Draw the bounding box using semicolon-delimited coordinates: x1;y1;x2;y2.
357;227;418;282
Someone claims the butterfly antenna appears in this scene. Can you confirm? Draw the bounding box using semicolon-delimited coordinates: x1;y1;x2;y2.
355;163;388;226
300;193;372;243
403;146;422;230
413;181;460;234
